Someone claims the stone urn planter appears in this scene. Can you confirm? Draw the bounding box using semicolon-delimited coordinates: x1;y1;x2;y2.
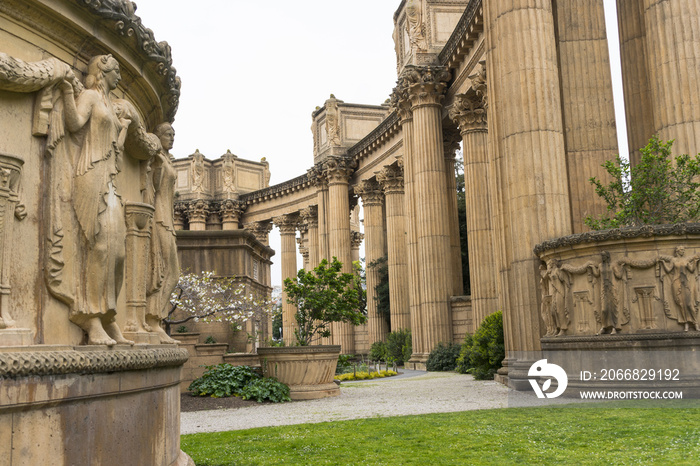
257;345;341;400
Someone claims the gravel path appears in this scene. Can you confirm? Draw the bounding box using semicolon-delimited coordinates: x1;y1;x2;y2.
181;371;553;434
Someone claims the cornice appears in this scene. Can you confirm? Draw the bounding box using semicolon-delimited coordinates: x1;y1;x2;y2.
533;223;700;256
0;346;189;378
347;111;401;161
438;0;483;68
239;174;312;205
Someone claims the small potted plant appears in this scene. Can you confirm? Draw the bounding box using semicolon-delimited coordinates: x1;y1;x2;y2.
257;257;366;400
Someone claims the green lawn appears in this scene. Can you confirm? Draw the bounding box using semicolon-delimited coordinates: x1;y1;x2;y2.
182;406;700;465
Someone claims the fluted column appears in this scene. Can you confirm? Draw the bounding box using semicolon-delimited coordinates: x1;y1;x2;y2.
641;0;700;158
403;65;454;361
220;199;246;231
391;82;425;364
187;200;208;231
324;157;355;353
244;220;273;246
273;214;299;345
443;128;464;295
450;91;498;328
556;0;618;232
173;202;186;230
300;206;319;268
355;180;388;344
377;163;410;331
485;0;571;359
308;166;330;262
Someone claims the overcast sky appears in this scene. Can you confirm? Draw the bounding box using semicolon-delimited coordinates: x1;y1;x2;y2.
134;1;628;286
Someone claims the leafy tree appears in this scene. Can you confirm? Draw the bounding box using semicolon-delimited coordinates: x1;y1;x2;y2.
165;271;273;335
283;257;367;346
368;256;391;330
586;136;700;229
456;311;505;380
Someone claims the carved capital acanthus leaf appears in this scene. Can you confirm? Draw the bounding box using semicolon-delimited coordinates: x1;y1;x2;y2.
273;214;299;236
450;92;487;134
350;231;364;248
354;179;384;207
244;220;273;242
377;164;405;195
220;199;246;222
403;65;451;108
322;157;355;185
299;206;319;228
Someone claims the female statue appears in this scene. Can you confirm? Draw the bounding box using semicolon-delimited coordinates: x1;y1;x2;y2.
146;122;180;343
660;246;700;331
59;55;133;345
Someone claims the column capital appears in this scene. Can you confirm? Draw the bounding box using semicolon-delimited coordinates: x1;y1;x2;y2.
186;199;210;221
354;179;384;207
377;164;405;195
468;60;488;110
449;92;487;135
350;231;364;249
389;83;413;122
244;220;273;242
322;156;355;185
299;205;318;229
299;245;310;262
403;65;452;108
273;214;299;236
443;126;462;161
307;165;329;190
220;198;246;219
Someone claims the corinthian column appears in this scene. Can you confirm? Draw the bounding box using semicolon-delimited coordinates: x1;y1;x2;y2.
640;0;700;158
391;80;424;366
404;65;454;362
186;200;208;231
273;214;299;345
485;0;571;363
377;163;410;331
324;157;355;353
355;179;388;344
220;199;246;231
450;90;498;328
443;128;464;296
300;206;319;268
308;166;329;262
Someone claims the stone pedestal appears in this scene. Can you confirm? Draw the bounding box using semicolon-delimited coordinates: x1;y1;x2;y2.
123;202;159;344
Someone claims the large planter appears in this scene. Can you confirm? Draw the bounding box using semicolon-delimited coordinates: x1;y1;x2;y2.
534;224;700;337
257;345;341;400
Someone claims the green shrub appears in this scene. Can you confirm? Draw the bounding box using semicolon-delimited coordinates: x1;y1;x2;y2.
336;354;354;375
238;377;291;403
457;311;505;380
586;136;700;229
175;325;188;333
188;364;260;398
334;370;397;381
204;335;216;344
369;341;387;362
386;329;412;366
426;342;461;371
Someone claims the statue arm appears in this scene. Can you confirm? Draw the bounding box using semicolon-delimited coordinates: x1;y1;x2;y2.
61;82;93;133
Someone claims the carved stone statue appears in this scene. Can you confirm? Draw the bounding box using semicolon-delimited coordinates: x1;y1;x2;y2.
659;246;700;331
325;95;341;147
190;150;205;192
405;0;427;53
146;122;180;343
261;157;271;187
57;54;134;345
539;263;556;337
545;259;570;336
222;150;236;193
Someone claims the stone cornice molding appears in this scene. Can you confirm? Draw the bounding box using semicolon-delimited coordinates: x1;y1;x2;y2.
354;179;384;207
346;111;401;161
76;0;181;122
323;157;356;186
299;206;319;228
377;164;405;195
533;223;700;256
450;92;487;134
438;0;483;69
238;173;313;205
273;214;299;235
402;65;452;109
0;347;189;378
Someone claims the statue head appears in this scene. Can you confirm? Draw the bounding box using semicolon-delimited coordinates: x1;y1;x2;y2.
675;246;686;257
85;55;120;92
154;122;175;152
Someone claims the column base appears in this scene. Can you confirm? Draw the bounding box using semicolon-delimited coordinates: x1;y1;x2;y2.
406;353;429;370
0;328;33;346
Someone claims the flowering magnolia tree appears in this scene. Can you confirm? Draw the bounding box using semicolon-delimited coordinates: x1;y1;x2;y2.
164;271;274;335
